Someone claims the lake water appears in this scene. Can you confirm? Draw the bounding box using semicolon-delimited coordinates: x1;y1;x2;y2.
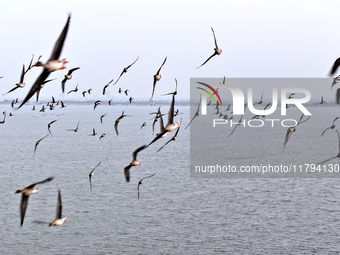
2;102;340;254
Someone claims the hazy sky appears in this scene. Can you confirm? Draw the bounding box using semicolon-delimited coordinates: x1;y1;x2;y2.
0;0;339;103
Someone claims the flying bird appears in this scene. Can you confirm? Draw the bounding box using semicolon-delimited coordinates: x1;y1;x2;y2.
49;189;67;226
94;100;101;110
33;134;49;156
35;78;56;102
113;56;139;85
140;122;146;129
102;79;113;95
318;130;340;164
61;67;80;93
3;64;26;95
48;120;57;135
100;114;107;123
137;173;155;200
18;14;71;108
124;145;147;182
162;78;178;96
157;118;182;152
197;27;222;68
150;57;167;100
66;119;80;132
282;114;311;153
321;117;339;136
331;74;340;89
185;95;201;129
89;161;102;191
114;111;131;135
89;128;97;136
227;115;244;137
67;83;78;94
15;177;54;226
0;111;6;124
148;94;180;147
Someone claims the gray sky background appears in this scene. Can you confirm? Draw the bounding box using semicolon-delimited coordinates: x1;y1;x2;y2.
0;0;339;103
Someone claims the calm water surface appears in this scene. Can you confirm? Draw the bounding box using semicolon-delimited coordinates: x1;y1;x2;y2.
1;103;340;254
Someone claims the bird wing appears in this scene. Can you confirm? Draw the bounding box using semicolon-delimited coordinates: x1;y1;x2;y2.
156;56;167;75
211;27;219;49
167;94;175;125
330;57;340;76
114;120;119;135
197;52;217;69
19;64;26;83
25;177;54;189
61;77;67;93
132;145;147;160
56;190;62;219
48;15;71;62
20;194;29;226
124;165;133;182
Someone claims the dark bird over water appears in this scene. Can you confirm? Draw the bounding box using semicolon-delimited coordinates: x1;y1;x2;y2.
89;161;102;191
15;177;54;226
137;173;155;200
318;130;340;164
33;134;49;156
18;14;71;109
114;111;131;135
48;120;57;135
321;117;339;136
124;145;147;182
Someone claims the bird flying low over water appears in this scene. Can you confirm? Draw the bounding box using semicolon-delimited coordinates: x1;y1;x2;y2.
114;111;131;135
148;94;180;147
197;27;222;69
3;64;26;95
0;111;6;124
33;134;49;156
67;83;79;94
49;189;67;226
157;118;182;152
113;56;139;85
185;95;201;129
150;57;167;100
18;14;71;109
124;145;147;182
137;173;155;200
318;130;340;164
321;117;339;136
15;177;54;226
282;114;311;153
48;120;57;135
89;161;102;192
61;67;80;93
66;119;80;132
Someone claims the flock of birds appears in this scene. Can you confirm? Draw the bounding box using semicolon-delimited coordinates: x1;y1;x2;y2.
0;14;224;227
5;12;340;228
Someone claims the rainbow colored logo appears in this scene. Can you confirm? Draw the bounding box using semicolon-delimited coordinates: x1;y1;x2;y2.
196;82;223;107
